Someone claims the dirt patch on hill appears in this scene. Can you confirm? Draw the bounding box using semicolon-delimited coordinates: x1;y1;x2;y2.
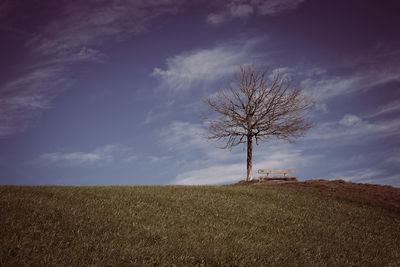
235;179;400;213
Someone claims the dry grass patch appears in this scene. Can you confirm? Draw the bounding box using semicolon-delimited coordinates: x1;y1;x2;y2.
1;185;399;266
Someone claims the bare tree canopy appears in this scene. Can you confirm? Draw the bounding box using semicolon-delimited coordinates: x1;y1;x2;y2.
203;64;314;181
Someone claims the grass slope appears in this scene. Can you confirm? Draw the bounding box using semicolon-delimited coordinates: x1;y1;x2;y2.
1;185;399;266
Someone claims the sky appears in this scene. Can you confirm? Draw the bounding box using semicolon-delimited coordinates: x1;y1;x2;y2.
0;0;399;187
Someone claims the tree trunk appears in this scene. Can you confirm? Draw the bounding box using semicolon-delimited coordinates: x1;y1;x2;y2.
246;135;253;181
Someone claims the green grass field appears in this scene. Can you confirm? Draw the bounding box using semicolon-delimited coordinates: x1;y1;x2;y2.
1;185;399;266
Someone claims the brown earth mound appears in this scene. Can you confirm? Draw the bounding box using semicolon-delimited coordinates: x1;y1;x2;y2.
235;179;400;213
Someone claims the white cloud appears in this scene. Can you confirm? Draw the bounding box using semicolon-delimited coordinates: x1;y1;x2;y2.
329;168;385;184
40;145;120;166
295;46;400;107
331;167;399;187
144;110;161;124
160;120;246;166
161;120;317;185
27;0;182;58
254;147;316;169
0;0;184;137
160;120;239;184
171;145;317;185
206;0;305;25
41;152;101;164
152;38;263;91
307;113;400;142
151;49;241;91
0;124;16;137
254;0;305;15
368;100;400;118
164;118;397;186
172;163;245;185
0;65;70;137
367;174;400;188
301;75;360;102
124;155;138;162
385;154;400;164
148;156;171;162
160;121;208;151
244;62;398;114
230;4;254;18
339;114;362;127
301;67;400;103
206;13;229;25
74;47;105;62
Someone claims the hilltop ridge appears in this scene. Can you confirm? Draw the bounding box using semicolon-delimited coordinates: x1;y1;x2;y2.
236;178;400;212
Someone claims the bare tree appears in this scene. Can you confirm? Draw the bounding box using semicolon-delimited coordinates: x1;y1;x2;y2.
203;65;314;181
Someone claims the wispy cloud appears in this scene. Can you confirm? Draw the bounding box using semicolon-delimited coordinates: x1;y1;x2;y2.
367;175;400;188
148;156;171;162
160;121;206;151
41;152;102;165
307;113;400;142
162;120;316;185
334;169;400;188
385;152;400;164
160;120;247;177
151;38;265;91
26;1;183;59
207;0;305;25
301;75;360;102
172;163;245;185
230;4;254;18
161;114;398;186
0;64;69;137
304;71;399;103
338;114;362;127
329;168;385;184
300;53;400;104
124;155;138;163
254;0;305;15
171;145;317;185
41;145;121;166
367;100;400;118
206;13;230;25
0;0;184;137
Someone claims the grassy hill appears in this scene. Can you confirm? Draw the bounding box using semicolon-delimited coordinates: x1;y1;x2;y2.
1;185;399;266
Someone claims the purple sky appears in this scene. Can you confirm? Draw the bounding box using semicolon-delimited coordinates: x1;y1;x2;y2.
1;0;399;186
